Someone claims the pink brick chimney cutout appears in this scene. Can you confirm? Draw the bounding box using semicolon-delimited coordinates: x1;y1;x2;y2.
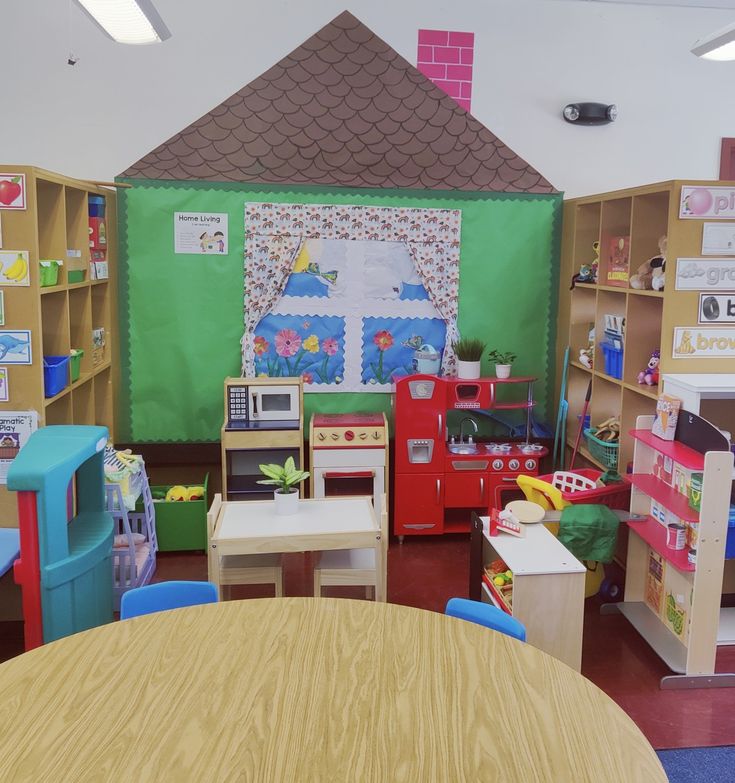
417;29;474;112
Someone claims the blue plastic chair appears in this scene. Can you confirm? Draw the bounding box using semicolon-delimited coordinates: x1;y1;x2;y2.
120;580;218;620
445;597;526;642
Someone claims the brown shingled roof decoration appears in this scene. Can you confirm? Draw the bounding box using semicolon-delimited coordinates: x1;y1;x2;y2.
120;11;556;193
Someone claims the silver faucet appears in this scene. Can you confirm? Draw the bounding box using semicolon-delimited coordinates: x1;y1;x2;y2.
459;417;478;444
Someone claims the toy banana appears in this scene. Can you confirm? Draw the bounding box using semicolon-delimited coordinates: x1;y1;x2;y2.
186;486;204;501
165;485;188;502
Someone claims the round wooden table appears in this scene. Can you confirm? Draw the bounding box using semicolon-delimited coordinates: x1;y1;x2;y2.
0;598;665;782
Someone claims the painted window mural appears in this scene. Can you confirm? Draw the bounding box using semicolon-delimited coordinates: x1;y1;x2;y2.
243;203;461;392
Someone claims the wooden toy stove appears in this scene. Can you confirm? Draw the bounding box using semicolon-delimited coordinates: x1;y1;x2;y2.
309;413;389;519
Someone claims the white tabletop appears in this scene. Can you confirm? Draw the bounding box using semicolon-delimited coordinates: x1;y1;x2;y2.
215;496;377;541
481;517;586;576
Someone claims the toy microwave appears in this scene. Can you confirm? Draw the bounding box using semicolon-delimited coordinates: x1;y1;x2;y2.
224;377;302;428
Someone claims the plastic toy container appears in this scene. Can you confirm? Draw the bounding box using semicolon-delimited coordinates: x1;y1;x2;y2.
583;428;620;469
43;355;70;397
68;269;85;284
599;341;623;379
69;349;84;383
39;260;62;287
726;507;735;559
139;474;209;551
536;468;631;510
88;195;106;217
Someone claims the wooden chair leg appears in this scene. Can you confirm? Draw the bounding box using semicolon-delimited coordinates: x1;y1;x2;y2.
366;585;374;600
275;569;283;598
221;584;232;601
313;570;322;598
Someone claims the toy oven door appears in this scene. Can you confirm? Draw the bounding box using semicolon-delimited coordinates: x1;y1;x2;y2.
250;385;299;422
312;465;384;516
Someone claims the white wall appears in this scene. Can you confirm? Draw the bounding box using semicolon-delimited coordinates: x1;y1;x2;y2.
1;0;734;197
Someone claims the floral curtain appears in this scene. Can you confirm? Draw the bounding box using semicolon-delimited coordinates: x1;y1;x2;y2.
405;242;460;375
243;203;461;386
241;207;303;374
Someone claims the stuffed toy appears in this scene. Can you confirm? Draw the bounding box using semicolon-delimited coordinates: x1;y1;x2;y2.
637;349;660;386
570;241;600;289
579;346;593;369
630;235;666;290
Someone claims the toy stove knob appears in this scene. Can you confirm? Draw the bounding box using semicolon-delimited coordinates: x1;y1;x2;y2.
509;459;520;471
372;431;381;439
359;432;368;440
331;433;339;440
492;459;504;471
345;430;354;441
525;459;536;471
317;433;326;441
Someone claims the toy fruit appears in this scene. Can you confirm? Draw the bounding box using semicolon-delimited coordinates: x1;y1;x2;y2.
165;485;188;502
186;486;204;501
493;576;505;587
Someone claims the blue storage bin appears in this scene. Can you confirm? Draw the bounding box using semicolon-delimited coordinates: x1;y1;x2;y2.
88;195;106;218
43;355;70;398
599;341;623;379
726;507;735;559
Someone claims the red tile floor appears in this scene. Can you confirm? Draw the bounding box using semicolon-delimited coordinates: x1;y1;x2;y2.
2;534;735;749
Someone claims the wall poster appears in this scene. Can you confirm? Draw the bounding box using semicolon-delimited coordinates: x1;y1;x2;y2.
698;293;735;324
174;212;229;254
0;410;37;484
675;258;735;291
0;174;27;210
680;185;735;219
673;327;735;358
242;203;461;392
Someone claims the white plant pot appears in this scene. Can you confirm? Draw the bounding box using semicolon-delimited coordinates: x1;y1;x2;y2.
457;360;481;380
274;488;299;515
495;364;512;379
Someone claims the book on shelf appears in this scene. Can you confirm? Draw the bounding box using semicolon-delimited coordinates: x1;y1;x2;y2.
606;236;630;287
652;394;681;442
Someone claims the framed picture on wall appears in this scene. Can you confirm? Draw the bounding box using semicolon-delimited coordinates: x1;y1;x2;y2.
0;290;5;325
0;174;26;210
0;368;8;402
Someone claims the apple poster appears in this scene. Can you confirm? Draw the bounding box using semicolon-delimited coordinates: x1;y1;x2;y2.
0;174;26;210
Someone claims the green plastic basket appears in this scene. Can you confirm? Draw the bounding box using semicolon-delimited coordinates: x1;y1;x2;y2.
69;349;84;382
583;428;619;469
68;269;85;284
39;260;61;287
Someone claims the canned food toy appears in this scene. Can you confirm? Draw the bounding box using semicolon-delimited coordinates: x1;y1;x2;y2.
688;473;703;512
666;522;686;550
688;548;697;566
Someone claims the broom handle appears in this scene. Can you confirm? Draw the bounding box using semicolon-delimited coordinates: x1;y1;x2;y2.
570;380;592;469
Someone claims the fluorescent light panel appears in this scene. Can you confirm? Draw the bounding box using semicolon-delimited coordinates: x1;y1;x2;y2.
691;22;735;59
74;0;171;45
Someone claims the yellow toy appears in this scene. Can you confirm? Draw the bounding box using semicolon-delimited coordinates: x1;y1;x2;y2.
165;485;188;502
186;486;205;501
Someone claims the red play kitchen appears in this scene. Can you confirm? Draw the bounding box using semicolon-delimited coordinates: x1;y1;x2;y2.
393;375;547;538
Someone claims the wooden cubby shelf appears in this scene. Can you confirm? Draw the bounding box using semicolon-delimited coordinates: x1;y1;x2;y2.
0;165;117;527
558;178;735;473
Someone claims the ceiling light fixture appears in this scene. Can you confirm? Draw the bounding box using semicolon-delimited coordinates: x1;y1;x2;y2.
691;22;735;60
562;102;618;125
73;0;171;45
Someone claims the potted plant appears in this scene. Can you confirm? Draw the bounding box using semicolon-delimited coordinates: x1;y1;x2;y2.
452;337;486;379
257;456;310;516
487;349;517;379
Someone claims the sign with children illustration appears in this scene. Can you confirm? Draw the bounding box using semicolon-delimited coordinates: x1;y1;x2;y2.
174;212;228;254
243;203;461;392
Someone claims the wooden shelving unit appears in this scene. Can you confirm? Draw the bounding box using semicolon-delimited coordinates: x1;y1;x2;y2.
558;179;735;474
0;166;116;527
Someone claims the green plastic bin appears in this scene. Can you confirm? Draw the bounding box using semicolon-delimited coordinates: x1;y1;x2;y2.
39;260;62;287
68;269;85;284
69;349;84;382
142;474;209;551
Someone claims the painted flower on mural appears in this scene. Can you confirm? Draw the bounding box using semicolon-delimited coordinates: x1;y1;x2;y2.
301;372;313;384
303;334;320;353
254;336;270;356
322;337;338;356
373;330;394;352
275;329;301;358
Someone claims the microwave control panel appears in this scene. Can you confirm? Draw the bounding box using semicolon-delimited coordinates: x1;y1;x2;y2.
227;385;250;422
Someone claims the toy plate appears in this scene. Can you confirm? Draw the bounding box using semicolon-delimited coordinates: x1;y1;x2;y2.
505;500;545;524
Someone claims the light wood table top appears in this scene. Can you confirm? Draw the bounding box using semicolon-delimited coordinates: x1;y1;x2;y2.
0;598;666;782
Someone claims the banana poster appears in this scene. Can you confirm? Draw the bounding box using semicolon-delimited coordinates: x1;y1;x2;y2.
0;250;30;286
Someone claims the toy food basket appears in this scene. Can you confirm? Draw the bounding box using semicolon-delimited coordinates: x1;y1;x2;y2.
583;428;619;469
516;469;631;598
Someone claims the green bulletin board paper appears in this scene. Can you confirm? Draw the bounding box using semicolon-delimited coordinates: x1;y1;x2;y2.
118;180;561;442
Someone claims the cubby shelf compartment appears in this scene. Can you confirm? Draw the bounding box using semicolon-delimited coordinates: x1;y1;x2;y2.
627;517;695;572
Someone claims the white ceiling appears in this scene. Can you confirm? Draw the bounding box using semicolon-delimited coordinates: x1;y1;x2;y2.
556;0;735;8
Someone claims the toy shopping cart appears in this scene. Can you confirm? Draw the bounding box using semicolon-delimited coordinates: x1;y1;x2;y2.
516;469;630;598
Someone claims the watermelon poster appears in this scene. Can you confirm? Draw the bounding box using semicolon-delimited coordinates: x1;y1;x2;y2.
0;174;26;210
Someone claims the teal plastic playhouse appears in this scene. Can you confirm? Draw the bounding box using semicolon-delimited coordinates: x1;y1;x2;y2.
8;425;114;650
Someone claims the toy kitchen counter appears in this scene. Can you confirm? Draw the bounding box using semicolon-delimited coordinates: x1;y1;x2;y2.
393;375;548;539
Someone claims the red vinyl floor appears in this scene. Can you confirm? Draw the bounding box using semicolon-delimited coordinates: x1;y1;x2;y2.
2;534;734;749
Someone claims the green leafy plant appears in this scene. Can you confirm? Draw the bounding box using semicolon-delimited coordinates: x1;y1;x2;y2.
452;337;486;361
257;457;310;495
487;349;517;365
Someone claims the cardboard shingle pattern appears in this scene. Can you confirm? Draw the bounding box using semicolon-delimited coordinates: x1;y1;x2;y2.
120;11;555;193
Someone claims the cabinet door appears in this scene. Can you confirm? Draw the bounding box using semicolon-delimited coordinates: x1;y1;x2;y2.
394;473;444;535
444;472;488;508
